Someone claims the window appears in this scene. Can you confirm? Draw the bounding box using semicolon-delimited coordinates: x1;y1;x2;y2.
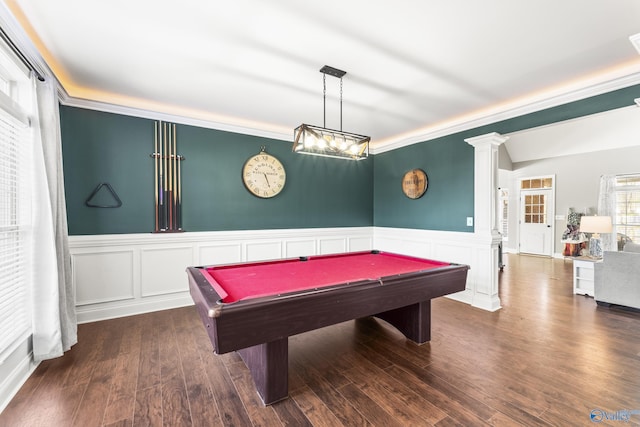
0;43;32;361
615;175;640;244
523;193;546;224
520;177;553;190
499;188;508;239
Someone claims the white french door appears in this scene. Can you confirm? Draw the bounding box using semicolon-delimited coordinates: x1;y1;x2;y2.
519;181;554;256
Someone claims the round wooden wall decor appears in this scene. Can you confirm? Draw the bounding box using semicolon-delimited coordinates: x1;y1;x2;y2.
401;168;428;199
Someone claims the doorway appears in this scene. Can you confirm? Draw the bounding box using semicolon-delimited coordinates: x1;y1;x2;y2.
519;176;555;257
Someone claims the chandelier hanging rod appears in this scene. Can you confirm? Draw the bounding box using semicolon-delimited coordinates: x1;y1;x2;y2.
320;65;346;130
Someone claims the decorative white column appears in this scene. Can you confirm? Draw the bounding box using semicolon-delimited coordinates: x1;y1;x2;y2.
465;132;508;312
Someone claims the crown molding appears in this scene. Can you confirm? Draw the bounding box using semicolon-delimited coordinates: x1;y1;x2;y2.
61;68;640;154
59;93;293;144
371;70;640;154
630;33;640;55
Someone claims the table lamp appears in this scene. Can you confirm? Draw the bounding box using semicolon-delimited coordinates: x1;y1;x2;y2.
580;216;612;258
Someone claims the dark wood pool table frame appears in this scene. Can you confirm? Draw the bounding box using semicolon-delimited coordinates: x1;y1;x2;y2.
187;251;469;405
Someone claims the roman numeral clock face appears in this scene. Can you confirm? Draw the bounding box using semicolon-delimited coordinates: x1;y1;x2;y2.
242;150;286;198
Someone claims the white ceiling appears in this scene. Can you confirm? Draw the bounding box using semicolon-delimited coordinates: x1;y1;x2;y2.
4;0;640;156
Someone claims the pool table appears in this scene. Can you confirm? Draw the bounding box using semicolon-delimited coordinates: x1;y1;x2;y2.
187;250;469;404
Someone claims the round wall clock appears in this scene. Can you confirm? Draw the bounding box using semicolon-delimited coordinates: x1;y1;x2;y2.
242;147;286;198
401;168;428;199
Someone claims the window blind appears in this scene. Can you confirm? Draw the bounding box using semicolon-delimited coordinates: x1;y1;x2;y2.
0;105;30;361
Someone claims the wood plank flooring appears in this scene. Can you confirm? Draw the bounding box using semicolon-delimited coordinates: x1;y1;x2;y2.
2;253;640;426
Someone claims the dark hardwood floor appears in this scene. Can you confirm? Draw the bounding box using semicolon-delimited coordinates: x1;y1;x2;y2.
2;253;639;426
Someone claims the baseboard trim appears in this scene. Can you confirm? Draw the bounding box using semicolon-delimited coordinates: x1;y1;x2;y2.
446;289;473;306
0;338;38;414
76;293;194;324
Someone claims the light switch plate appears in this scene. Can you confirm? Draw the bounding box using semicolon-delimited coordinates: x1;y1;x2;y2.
466;217;473;226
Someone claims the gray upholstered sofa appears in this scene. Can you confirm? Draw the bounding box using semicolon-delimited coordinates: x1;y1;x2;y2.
594;242;640;310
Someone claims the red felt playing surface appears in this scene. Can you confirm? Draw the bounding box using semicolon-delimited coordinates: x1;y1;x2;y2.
205;251;449;303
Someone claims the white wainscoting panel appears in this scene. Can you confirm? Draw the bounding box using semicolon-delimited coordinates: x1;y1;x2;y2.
373;227;490;308
69;226;497;324
246;241;283;261
72;250;135;306
198;243;242;266
377;237;431;259
284;239;316;258
140;246;194;297
349;236;374;252
319;238;347;254
69;227;373;323
434;244;474;266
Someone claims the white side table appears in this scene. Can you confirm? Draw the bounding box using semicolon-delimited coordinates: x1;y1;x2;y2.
572;257;602;296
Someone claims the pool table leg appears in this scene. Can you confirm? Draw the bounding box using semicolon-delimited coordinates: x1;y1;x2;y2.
375;300;431;344
237;338;288;405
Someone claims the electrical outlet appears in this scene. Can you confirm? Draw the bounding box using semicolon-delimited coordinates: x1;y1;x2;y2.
466;217;473;226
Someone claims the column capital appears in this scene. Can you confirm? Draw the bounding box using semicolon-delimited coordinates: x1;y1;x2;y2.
465;132;509;148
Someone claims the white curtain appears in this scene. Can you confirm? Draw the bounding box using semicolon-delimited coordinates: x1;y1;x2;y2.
597;174;617;252
30;73;77;361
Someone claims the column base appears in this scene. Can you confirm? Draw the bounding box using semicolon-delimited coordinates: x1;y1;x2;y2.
472;293;501;312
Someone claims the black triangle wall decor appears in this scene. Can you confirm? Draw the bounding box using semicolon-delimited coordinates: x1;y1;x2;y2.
85;182;122;208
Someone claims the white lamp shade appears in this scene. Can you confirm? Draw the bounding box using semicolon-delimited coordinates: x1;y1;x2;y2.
580;216;612;234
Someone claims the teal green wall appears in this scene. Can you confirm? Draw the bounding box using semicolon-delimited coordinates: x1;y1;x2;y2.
61;109;153;234
372;83;640;230
62;84;640;235
373;138;474;231
61;107;373;235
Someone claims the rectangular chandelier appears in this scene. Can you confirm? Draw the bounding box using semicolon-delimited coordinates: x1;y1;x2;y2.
293;66;370;160
293;123;370;160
